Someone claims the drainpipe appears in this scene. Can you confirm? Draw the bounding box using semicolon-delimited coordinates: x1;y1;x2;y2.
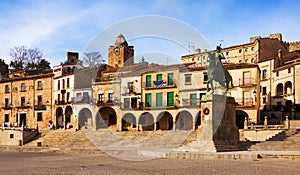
293;65;296;119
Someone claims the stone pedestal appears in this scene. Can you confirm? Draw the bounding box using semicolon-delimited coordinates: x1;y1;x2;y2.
196;94;240;152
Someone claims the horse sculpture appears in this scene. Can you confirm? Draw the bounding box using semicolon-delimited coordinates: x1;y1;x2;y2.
207;45;233;94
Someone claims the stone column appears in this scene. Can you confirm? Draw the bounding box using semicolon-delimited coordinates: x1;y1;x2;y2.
192;117;196;131
173;119;176;131
263;116;268;129
154;119;157;131
244;117;248;130
284;116;290;129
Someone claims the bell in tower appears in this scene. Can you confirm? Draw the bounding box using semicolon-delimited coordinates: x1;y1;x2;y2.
108;34;134;68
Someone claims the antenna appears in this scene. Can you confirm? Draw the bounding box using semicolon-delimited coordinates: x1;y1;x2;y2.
185;41;195;54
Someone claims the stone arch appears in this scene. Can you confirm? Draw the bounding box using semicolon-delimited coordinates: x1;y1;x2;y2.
122;113;136;131
276;83;283;96
78;108;92;129
65;106;73;129
139;112;154;131
175;110;193;130
284;81;292;95
236;110;248;129
96;107;117;129
56;107;64;129
157;111;173;130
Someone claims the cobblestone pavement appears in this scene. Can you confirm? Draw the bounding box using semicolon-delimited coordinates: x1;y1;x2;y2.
0;152;299;175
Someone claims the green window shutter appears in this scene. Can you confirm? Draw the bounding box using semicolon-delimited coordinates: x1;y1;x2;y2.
146;75;151;87
156;93;163;107
156;74;162;81
167;92;174;106
168;73;174;85
145;93;152;107
190;94;197;105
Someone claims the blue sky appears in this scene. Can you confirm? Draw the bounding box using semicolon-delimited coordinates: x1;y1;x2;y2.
1;0;300;66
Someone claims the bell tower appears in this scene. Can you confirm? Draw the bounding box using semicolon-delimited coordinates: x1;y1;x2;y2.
108;34;134;68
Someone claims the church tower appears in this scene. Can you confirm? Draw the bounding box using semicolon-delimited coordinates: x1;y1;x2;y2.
108;34;134;68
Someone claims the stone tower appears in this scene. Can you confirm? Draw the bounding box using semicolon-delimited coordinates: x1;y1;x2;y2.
108;34;134;68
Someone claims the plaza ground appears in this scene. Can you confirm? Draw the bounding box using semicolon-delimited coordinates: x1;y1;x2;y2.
0;151;299;175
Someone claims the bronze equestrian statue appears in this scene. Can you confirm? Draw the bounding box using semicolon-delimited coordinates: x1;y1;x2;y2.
207;45;233;94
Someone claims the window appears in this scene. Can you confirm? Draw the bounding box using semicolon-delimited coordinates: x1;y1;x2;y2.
263;97;267;104
21;83;26;92
167;92;174;106
245;59;248;63
67;78;70;88
245;48;248;52
200;93;206;100
156;93;163;107
5;114;9;123
239;49;242;53
67;92;70;103
288;68;291;73
57;94;61;102
37;81;42;90
5;98;9;108
5;85;9;93
251;47;254;51
156;74;162;81
185;74;192;84
98;94;103;103
62;79;65;89
203;72;208;83
243;71;251;85
146;75;151;87
76;93;82;98
21;97;26;106
226;52;229;55
192;58;194;61
108;92;113;103
168;73;174;85
276;71;279;77
58;80;60;90
82;92;89;102
203;56;206;60
38;95;42;105
190;94;197;105
128;82;134;93
239;60;242;63
262;69;267;79
251;58;256;63
37;113;43;122
262;87;267;95
145;93;152;107
243;91;251;106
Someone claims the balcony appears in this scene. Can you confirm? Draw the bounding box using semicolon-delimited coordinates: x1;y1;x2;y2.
182;99;201;108
238;78;256;87
34;104;47;110
235;98;256;107
72;96;91;104
1;104;12;110
55;100;71;105
96;98;120;107
145;81;177;90
16;103;31;109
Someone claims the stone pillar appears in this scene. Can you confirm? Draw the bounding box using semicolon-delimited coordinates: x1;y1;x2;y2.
154;119;157;131
244;117;248;130
173;119;176;131
192;117;196;131
91;107;97;131
264;116;268;129
284;115;290;129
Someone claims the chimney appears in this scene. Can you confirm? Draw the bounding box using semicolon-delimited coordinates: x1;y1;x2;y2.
195;48;201;54
204;49;207;52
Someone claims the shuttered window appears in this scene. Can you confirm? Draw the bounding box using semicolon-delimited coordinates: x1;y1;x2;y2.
156;93;163;107
167;92;174;106
190;94;197;105
168;73;174;85
146;75;151;87
145;93;152;107
156;74;162;81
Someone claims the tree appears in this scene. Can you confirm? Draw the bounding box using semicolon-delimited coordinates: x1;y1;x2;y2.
81;52;104;66
0;59;9;74
36;59;51;70
9;45;44;70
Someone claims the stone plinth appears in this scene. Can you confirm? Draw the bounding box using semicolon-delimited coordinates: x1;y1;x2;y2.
196;94;240;152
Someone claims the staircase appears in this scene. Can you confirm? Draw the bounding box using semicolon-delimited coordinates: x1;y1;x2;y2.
250;129;300;151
